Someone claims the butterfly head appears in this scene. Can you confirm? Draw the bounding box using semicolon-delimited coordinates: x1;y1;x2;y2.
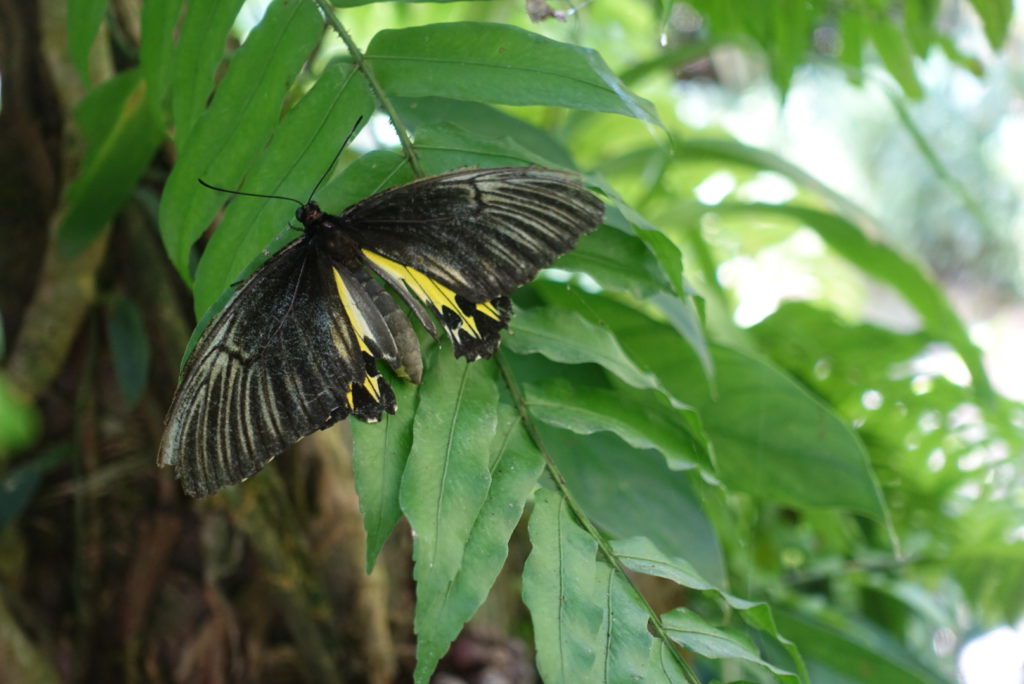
296;201;323;229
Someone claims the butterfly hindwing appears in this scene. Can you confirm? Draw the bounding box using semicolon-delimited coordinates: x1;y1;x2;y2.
158;241;396;497
362;250;512;359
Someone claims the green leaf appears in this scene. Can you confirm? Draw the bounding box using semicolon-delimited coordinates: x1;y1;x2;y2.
351;373;419;572
399;350;498;683
614;536;808;682
591;176;713;382
588;562;652;682
968;0;1012;48
105;296;150;408
522;488;602;682
191;63;374;318
646;639;692;684
171;0;247;147
661;608;798;683
554;225;669;298
367;22;660;125
773;608;947;684
673;344;886;518
903;0;938;56
766;0;811;94
538;289;886;518
545;428;725;586
140;0;186;114
315;150;415;212
614;536;718;591
506;306;665;397
413;122;556;172
838;7;865;75
58;69;164;257
869;18;923;99
159;0;323;282
67;0;107;82
411;404;544;681
393;96;576;169
525;378;708;472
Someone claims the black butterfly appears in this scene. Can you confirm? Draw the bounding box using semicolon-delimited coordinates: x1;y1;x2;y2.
158;166;604;497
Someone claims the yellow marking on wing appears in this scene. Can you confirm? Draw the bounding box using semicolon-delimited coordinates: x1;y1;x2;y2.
362;251;491;336
332;268;382;403
476;299;501;321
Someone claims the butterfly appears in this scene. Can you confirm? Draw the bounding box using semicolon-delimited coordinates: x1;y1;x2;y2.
158;165;604;497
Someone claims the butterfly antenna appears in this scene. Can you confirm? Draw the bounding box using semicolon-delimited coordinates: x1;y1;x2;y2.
307;115;365;203
198;178;304;207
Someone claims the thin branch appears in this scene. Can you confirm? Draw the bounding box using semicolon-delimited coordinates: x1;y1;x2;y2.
495;351;702;684
312;0;424;178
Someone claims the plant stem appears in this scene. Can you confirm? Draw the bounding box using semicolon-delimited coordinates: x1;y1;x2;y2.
313;0;424;177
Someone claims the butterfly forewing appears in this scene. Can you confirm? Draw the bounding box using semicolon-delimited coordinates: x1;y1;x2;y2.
159;241;396;497
160;165;604;497
341;167;603;298
344;167;603;358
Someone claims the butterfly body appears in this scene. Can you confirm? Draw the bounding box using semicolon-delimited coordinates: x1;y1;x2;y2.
160;166;603;497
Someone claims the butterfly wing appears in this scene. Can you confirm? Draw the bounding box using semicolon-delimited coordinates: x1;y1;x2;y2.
158;239;396;497
338;167;604;359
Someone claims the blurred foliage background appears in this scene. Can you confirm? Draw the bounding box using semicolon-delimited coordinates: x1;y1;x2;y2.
1;0;1023;682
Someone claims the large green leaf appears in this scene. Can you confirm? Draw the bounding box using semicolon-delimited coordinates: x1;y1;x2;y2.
662;608;798;683
554;225;670;298
393;96;576;169
139;0;186;114
646;639;693;684
591;176;713;382
542;427;725;586
773;608;947;684
525;378;708;472
587;563;653;682
58;69;164;256
522;488;602;682
412;122;555;172
869;17;923;99
367;22;660;125
534;286;887;518
614;536;808;681
399;350;498;683
170;0;247;147
158;0;322;281
506;306;665;397
688;345;885;518
969;0;1013;47
410;404;544;682
67;0;107;82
